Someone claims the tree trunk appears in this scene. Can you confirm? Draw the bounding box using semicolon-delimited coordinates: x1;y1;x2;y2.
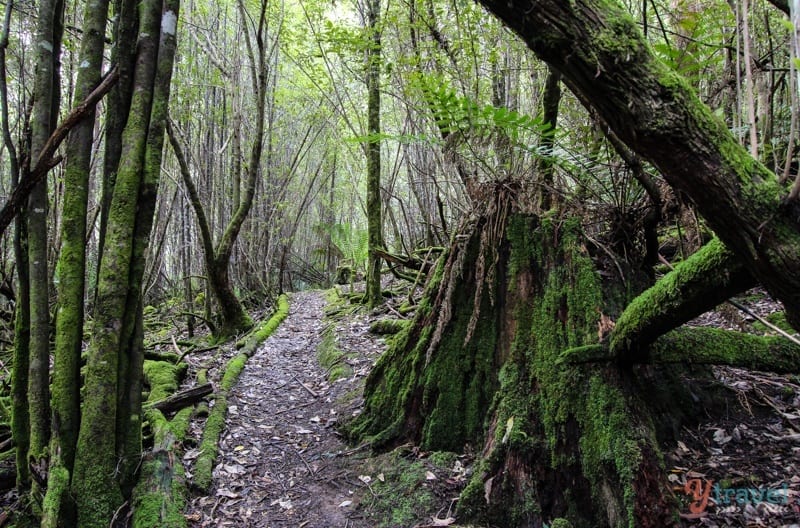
44;0;111;520
72;0;180;523
475;0;800;336
98;0;138;269
3;0;30;491
50;0;110;482
537;66;561;210
26;0;64;502
365;0;383;308
349;190;684;526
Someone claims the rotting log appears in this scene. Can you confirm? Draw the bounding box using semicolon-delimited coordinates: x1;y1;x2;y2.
147;382;213;414
131;407;191;528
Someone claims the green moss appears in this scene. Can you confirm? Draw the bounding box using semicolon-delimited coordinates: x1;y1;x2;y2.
649;326;800;372
460;217;650;527
131;452;188;528
752;310;795;334
236;294;289;353
428;451;458;467
194;395;227;491
359;449;439;528
317;324;352;382
369;318;409;335
40;466;69;528
611;237;740;354
143;360;187;403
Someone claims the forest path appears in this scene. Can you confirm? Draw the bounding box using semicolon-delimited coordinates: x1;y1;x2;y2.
186;290;383;527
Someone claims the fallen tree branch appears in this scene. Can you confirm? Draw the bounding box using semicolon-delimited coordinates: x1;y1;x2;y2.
147;382;213;414
0;66;119;237
610;238;755;359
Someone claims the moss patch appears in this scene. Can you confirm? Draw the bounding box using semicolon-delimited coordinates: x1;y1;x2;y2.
317;324;352;382
358;449;462;528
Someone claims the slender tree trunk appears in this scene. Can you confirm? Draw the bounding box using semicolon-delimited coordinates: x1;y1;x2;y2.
43;0;110;521
537;66;562;211
27;0;64;493
1;0;30;491
117;0;180;495
167;0;271;337
51;0;110;478
98;0;138;273
365;0;383;307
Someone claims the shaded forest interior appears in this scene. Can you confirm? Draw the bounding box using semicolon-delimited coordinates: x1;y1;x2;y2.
0;0;800;526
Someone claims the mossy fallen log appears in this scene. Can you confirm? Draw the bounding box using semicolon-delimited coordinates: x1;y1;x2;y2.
368;318;409;335
234;294;289;353
131;407;192;528
611;238;754;359
193;294;289;491
131;356;194;527
562;327;800;374
147;382;213;414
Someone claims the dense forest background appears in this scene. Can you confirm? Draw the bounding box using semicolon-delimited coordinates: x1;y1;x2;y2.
1;0;800;525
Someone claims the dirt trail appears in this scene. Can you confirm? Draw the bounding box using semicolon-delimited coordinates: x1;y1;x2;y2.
187;290;381;527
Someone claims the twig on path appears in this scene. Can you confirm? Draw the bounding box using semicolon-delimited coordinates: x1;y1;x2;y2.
290;444;316;476
292;374;319;398
209;497;222;520
386;304;406;319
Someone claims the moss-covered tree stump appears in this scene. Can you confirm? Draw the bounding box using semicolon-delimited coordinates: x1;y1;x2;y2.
347;202;681;527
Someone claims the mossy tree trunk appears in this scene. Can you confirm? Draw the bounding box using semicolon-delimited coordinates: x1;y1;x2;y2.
71;1;180;525
349;191;681;527
26;0;64;501
476;0;800;334
365;0;384;308
97;0;138;268
42;0;111;522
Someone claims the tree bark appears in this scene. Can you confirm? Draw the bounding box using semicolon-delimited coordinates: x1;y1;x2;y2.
537;66;562;210
148;383;213;414
365;0;384;308
44;0;111;521
2;0;30;491
611;237;755;355
98;0;138;268
27;0;64;494
349;196;680;526
72;0;180;523
50;0;110;483
476;0;800;337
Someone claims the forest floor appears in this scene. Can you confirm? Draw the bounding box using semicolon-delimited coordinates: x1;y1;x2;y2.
4;285;799;527
183;288;465;528
178;286;800;528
